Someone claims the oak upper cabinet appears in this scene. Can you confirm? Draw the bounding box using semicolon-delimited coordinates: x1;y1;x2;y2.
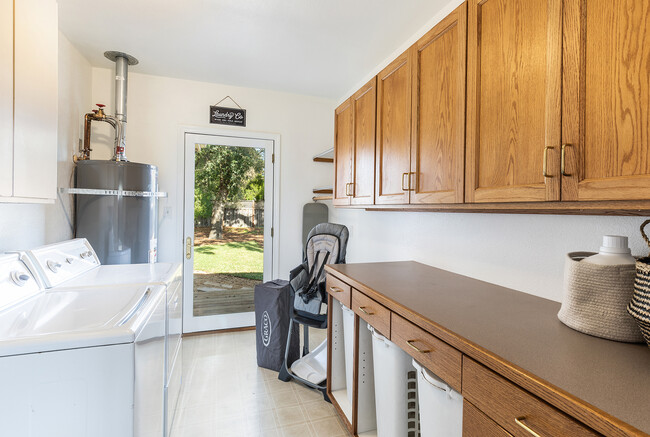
562;0;650;202
333;99;353;206
375;50;412;205
350;78;377;206
0;0;58;202
465;0;562;203
410;3;467;204
333;78;377;206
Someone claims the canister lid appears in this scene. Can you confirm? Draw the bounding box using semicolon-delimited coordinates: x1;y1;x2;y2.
600;235;631;255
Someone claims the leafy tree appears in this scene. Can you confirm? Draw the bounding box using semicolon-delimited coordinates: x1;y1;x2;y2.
194;145;264;239
243;172;265;202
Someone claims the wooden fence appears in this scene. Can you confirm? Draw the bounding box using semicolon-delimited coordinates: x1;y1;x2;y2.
195;207;264;228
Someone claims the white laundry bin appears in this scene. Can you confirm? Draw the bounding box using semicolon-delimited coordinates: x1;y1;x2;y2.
341;304;355;406
413;359;463;437
369;326;419;437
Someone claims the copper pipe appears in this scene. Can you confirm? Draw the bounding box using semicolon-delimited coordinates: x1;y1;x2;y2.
81;112;95;160
78;107;119;161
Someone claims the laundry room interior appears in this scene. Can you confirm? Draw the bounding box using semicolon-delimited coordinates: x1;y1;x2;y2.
1;0;650;436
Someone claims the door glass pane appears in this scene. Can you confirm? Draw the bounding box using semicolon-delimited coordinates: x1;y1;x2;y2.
192;144;265;317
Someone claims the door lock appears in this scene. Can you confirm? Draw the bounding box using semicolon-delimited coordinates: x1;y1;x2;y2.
186;237;192;260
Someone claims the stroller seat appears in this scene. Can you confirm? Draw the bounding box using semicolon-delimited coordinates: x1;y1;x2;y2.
278;223;349;400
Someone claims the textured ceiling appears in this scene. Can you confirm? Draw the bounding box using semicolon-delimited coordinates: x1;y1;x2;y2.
58;0;450;99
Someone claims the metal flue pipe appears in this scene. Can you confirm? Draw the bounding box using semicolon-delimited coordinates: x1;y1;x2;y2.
104;51;138;162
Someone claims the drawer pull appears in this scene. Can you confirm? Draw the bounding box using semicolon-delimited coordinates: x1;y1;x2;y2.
515;417;543;437
329;286;344;293
358;306;375;316
406;340;431;354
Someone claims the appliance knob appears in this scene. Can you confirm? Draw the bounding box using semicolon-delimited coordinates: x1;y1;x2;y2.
10;271;30;286
66;257;74;264
80;251;92;260
47;260;62;273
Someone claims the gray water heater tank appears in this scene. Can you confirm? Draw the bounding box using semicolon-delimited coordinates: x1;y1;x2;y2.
75;160;158;265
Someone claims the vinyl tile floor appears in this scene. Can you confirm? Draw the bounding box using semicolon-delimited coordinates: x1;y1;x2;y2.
171;329;351;437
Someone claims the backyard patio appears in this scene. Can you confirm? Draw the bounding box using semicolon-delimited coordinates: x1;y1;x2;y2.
193;226;264;316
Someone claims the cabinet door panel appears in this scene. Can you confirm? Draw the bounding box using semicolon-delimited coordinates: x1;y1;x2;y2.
375;51;412;205
411;3;466;204
350;78;376;206
333;99;353;206
13;0;57;200
0;0;12;197
563;0;650;201
466;0;561;203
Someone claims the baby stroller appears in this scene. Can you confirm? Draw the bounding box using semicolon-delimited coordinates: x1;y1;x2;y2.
278;223;349;401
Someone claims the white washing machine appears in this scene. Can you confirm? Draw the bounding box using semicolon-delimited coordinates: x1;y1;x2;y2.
0;252;166;437
24;239;183;436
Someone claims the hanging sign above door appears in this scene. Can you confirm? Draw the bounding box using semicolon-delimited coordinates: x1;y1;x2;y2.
210;96;246;127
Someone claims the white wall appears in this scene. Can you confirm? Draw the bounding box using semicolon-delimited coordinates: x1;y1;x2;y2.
327;0;649;303
90;68;334;275
0;32;92;251
330;208;647;302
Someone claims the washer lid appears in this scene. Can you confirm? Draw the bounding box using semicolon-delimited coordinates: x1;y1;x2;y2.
0;283;165;357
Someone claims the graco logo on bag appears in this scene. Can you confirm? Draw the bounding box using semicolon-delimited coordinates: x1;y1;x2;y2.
261;311;272;347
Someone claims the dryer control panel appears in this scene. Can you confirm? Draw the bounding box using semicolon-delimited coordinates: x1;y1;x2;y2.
28;239;100;288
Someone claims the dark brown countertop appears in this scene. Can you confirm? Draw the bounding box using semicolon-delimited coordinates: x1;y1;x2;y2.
326;261;650;436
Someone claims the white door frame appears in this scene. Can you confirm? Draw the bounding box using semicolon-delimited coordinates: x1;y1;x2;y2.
178;126;281;333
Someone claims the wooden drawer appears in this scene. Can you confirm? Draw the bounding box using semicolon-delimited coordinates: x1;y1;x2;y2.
462;358;599;437
351;289;390;338
391;313;462;392
463;400;512;437
326;274;351;308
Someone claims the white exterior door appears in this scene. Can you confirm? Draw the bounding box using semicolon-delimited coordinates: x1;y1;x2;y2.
182;131;276;333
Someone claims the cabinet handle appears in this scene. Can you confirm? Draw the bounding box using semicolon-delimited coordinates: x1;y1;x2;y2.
402;173;409;191
185;237;192;260
543;146;554;178
358;306;375;316
329;286;344;293
348;182;354;197
407;172;415;191
515;417;543;437
344;183;349;196
406;340;431;354
561;143;570;176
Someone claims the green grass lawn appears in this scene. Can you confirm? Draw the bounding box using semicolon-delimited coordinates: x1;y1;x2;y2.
194;241;263;281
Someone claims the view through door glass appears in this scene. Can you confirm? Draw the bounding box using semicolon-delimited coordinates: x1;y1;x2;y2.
192;144;265;318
